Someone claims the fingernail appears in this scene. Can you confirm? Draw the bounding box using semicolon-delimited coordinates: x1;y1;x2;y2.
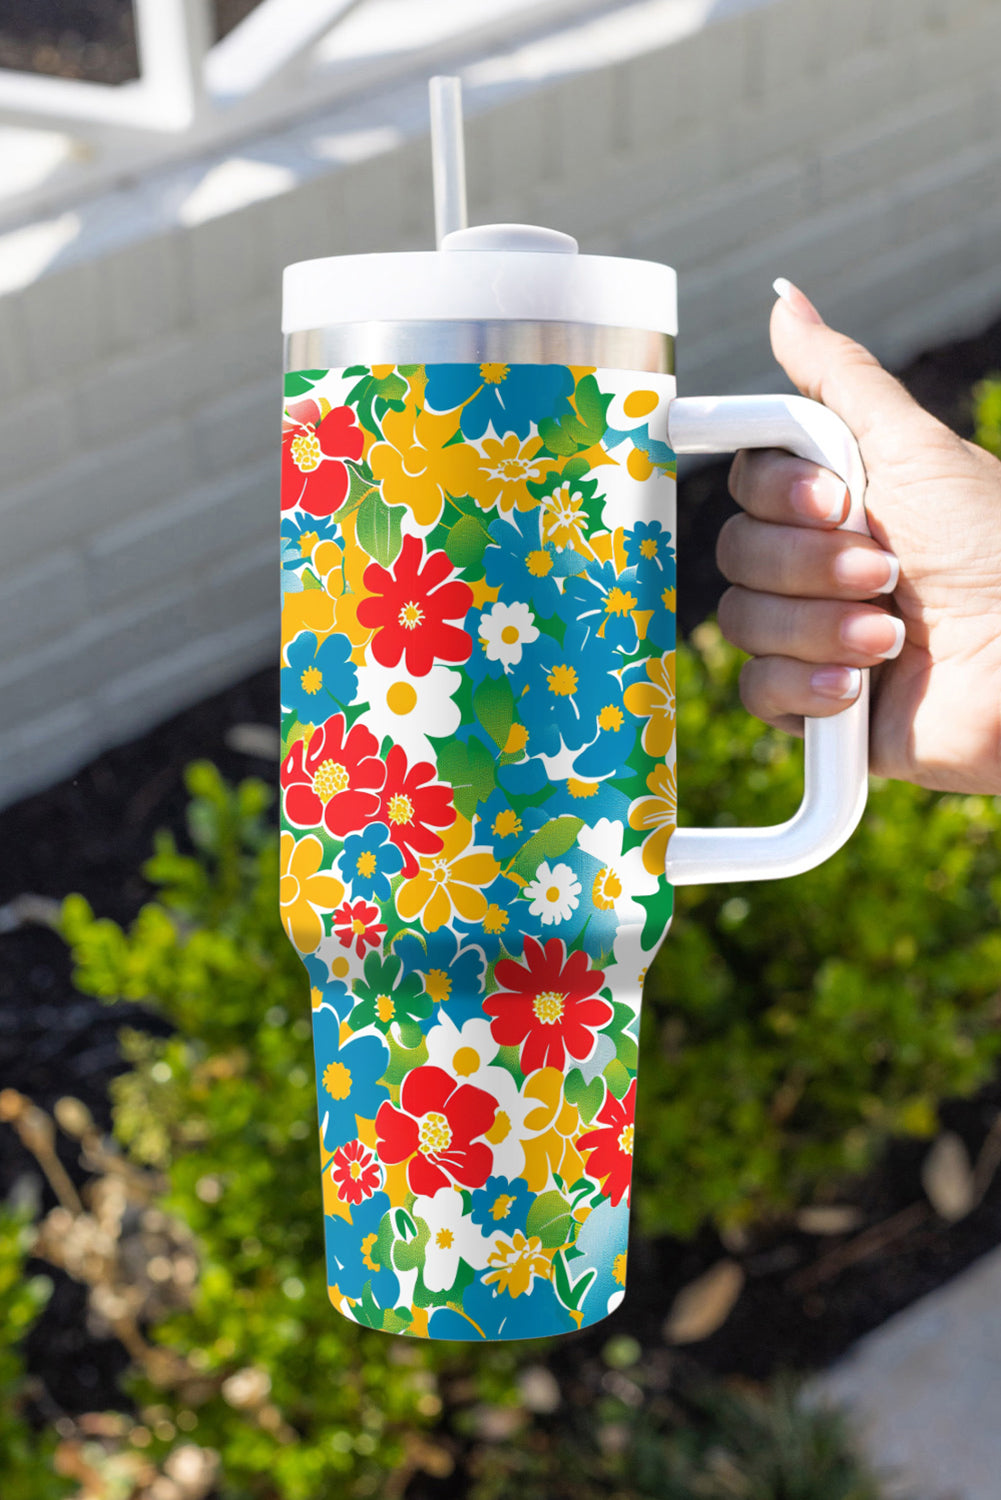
773;277;824;325
810;666;863;701
840;613;906;660
790;471;849;524
833;548;900;595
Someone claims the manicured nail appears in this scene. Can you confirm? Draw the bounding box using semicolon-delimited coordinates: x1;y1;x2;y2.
839;612;906;660
790;471;849;524
773;277;824;325
833;548;900;595
810;667;863;701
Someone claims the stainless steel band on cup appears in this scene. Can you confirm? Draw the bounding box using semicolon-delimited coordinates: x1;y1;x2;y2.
284;321;674;375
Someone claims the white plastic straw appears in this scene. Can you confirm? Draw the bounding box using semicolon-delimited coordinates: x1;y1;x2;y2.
429;75;468;247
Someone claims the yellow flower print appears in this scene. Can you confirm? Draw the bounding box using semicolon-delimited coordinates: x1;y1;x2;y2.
483;1230;552;1298
280;832;345;954
628;762;677;876
612;1250;628;1286
540;481;592;551
396;816;501;934
520;1068;586;1193
312;512;376;652
369;401;480;528
470;434;555;516
623;651;676;757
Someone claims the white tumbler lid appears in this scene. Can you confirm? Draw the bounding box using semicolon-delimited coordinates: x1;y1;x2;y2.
282;222;677;337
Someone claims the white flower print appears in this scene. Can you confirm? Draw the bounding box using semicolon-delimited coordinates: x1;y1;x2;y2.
479;601;540;672
412;1185;495;1291
523;860;581;926
355;657;461;763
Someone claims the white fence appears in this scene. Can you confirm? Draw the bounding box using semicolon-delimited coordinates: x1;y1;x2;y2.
0;0;1000;808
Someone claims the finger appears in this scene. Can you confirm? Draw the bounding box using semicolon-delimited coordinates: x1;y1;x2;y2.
769;281;935;455
738;654;863;732
728;448;850;528
716;514;899;600
718;585;906;667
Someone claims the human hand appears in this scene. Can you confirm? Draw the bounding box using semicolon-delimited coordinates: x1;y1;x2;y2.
716;279;1001;794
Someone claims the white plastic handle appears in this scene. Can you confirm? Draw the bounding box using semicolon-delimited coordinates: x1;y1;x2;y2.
665;393;869;885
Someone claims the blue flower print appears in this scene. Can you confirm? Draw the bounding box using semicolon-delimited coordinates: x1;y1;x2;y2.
543;776;633;826
572;1196;630;1321
484;512;586;621
280;536;304;596
393;925;486;1029
562;561;646;657
571;672;634;781
426;1267;576;1340
282;631;358;724
470;1175;532;1236
325;1192;398;1304
312;1007;390;1151
281;511;337;571
624;520;676;589
303;952;353;1020
424;363;574;440
519;629;619;753
455;873;535;967
340;822;404;902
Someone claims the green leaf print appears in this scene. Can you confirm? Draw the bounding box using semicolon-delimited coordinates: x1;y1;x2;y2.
603;1057;632;1100
284;369;326;397
552;1248;597;1311
356;491;404;568
435;737;496;820
564;1068;604;1124
445;512;493;575
525;1190;574;1250
508;817;585;884
537;416;578;457
473;676;515;751
574;373;612;437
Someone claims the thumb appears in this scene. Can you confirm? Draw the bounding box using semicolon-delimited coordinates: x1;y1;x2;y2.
769;279;926;456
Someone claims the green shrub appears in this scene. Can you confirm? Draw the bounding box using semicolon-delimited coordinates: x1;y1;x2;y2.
972;373;1001;457
637;624;1001;1237
0;1207;72;1499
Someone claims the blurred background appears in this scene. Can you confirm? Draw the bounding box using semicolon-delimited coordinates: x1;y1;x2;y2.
1;2;1001;1498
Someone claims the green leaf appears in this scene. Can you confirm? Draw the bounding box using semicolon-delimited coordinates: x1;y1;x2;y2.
564;1068;604;1124
538;416;578;456
435;736;496;820
509;817;584;883
473;675;515;751
574;373;612;437
355;491;404;568
525;1189;574;1249
445;512;493;574
552;1247;597;1311
284;369;326;397
603;1057;632;1100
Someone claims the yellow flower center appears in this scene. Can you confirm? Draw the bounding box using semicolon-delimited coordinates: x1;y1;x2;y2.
592;867;623;910
356;850;377;878
290;431;321;472
323;1061;352;1101
386;681;418;715
350;1160;363;1180
431;862;448;883
426;968;451;1004
398;601;424;630
300;665;323;696
492;809;522;839
501;624;520;644
545;885;560;903
453;1047;480;1076
436;1227;454;1249
533;990;565;1025
567;777;599;798
547;663;578;697
498;457;530;480
387;793;414;826
361;1232;379;1270
605;586;637;616
618;1123;635;1156
597;705;624;731
298;531;319;557
640;538;658;559
376;994;395;1022
351;918;367;935
490;1194;514;1221
479;362;509;384
330;957;350;979
612;1251;628;1286
419;1111;452;1155
483;904;509;935
313;760;349;802
526;549;553;578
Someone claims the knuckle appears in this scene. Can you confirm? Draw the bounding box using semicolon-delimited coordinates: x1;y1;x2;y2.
716;584;745;640
715;514;745;578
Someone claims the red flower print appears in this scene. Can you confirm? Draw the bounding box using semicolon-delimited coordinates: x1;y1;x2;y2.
281;398;364;516
376;1064;496;1197
330;1138;382;1206
356;534;473;677
377;743;456;878
577;1079;636;1208
333;899;386;959
484;936;613;1072
281;715;385;837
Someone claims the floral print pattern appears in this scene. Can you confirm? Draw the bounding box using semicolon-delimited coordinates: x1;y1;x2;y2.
281;361;677;1339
